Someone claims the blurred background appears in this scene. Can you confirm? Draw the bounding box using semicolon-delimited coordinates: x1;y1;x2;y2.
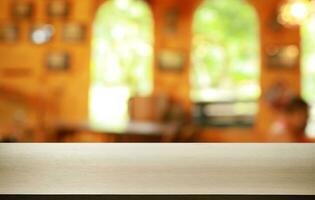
1;0;315;142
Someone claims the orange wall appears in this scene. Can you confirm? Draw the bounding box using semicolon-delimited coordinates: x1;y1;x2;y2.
0;0;302;141
151;0;200;114
252;0;301;137
0;0;93;126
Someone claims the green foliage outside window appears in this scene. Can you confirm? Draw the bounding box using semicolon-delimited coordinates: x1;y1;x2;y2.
302;14;315;137
90;0;153;131
191;0;260;102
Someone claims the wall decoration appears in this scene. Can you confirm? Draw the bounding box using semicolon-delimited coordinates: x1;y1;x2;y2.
164;8;180;35
268;9;284;32
30;25;54;45
158;49;185;71
46;52;70;71
264;81;295;109
12;1;33;19
0;24;18;42
266;45;299;69
62;23;85;42
47;0;69;18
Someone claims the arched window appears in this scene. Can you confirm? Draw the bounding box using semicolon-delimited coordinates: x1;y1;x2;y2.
191;0;260;126
302;13;315;138
90;0;153;131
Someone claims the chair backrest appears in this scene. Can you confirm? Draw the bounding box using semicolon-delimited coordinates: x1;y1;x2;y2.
128;95;169;122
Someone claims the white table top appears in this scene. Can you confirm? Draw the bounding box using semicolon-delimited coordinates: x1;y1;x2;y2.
0;144;314;194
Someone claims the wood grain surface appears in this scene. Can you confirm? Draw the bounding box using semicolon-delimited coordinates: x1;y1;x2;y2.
0;144;314;194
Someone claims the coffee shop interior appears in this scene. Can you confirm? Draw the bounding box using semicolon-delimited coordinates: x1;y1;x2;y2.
1;0;315;142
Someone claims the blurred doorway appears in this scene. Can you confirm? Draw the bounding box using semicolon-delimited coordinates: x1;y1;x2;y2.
191;0;260;127
89;0;154;132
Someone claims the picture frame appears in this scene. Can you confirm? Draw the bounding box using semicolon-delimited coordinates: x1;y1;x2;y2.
62;23;86;42
264;81;295;109
30;24;54;45
46;52;70;71
47;0;70;18
11;1;33;19
0;24;18;43
266;45;299;69
158;49;185;71
164;8;180;35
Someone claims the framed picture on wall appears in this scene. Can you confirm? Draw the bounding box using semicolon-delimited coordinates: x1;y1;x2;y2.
158;49;185;71
264;81;295;109
265;45;299;69
30;24;54;45
62;23;86;42
164;8;180;35
0;24;18;43
11;1;33;19
47;0;70;18
46;52;70;71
